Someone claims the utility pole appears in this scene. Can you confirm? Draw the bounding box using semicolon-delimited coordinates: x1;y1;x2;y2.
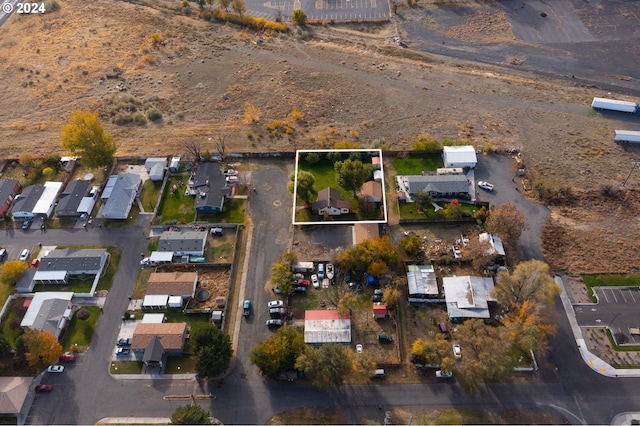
622;162;640;187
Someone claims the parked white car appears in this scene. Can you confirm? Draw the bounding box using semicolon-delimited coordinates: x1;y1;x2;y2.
356;344;363;353
19;249;30;261
47;365;64;373
311;274;319;289
453;344;461;359
268;300;284;309
436;370;452;378
478;181;494;191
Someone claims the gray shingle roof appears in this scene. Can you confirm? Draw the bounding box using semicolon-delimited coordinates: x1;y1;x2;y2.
38;248;107;273
192;163;227;212
406;174;469;196
102;173;141;219
158;231;207;253
11;185;44;214
0;179;19;211
55;180;91;215
312;187;350;211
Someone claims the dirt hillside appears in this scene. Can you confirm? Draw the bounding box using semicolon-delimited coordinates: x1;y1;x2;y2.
1;0;639;273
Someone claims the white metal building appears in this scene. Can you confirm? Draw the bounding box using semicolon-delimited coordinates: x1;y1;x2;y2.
442;146;477;169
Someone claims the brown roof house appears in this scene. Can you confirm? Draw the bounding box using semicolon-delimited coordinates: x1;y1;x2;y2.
311;187;350;216
0;377;32;424
131;322;189;368
147;272;198;301
361;181;382;203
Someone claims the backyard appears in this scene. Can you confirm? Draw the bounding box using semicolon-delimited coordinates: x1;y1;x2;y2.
157;176;196;223
140;179;162;213
60;306;101;351
398;200;479;220
391;153;443;175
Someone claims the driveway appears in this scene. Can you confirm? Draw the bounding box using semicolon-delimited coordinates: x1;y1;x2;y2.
473;154;549;260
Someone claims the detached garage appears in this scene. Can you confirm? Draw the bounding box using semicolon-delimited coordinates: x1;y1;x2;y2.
442;146;477;169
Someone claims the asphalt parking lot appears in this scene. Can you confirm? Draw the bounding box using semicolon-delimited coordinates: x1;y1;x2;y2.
574;286;640;345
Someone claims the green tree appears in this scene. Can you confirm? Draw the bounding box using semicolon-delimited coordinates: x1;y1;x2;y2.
326;151;343;164
493;260;560;309
0;260;29;286
304;152;319;163
442;201;462;219
22;329;62;372
291;9;307;26
336;236;398;276
193;326;233;378
288;170;316;203
60;110;117;168
413;190;433;211
334;159;374;197
400;234;422;257
251;326;306;378
170;404;211;425
486;202;527;244
295;343;350;388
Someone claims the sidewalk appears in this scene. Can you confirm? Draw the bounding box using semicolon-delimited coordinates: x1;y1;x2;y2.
556;276;640;378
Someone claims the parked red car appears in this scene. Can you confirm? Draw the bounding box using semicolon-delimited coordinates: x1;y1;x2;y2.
35;384;53;393
58;353;76;363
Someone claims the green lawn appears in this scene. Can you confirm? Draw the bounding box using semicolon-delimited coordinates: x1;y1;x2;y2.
0;281;15;318
583;274;640;301
398;201;477;220
196;199;246;224
391;154;442;175
165;354;197;374
162;312;212;352
298;160;357;209
140;179;162;213
110;361;143;374
60;306;101;351
102;204;141;228
158;176;196;223
0;298;27;347
131;268;153;299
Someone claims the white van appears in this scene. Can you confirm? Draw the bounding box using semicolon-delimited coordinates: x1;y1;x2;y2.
371;369;385;379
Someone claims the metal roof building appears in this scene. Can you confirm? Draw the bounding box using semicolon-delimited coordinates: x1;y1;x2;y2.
442;145;478;169
304;310;351;346
443;276;496;321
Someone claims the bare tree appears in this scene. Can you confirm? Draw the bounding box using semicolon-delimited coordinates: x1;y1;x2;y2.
213;134;227;160
182;139;202;161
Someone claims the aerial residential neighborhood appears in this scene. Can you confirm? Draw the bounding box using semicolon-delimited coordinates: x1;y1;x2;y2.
0;0;640;425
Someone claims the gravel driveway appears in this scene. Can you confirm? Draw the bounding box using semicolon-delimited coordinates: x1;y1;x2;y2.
473;153;549;260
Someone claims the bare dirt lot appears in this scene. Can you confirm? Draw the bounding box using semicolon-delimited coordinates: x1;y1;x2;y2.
1;0;639;276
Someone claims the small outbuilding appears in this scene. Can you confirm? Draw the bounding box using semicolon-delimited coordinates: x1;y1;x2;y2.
442;145;477;169
373;304;387;319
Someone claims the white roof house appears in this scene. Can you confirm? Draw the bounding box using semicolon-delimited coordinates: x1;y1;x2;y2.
304;310;351;346
32;181;63;218
442;146;477;169
142;295;169;309
141;313;166;323
101;173;141;219
20;292;74;339
443;276;496;321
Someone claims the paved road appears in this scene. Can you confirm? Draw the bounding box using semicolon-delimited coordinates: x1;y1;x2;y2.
15;162;640;425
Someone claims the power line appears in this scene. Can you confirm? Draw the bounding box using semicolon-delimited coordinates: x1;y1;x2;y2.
622;162;640;187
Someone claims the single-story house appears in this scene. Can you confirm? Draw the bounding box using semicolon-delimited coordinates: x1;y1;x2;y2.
148;251;174;265
353;223;380;245
373;304;387;319
479;232;506;260
55;180;91;217
188;163;229;214
146;272;198;300
10;185;44;219
142;336;166;368
443;276;496;322
311;187;350;216
0;377;33;424
101;173;141;219
32;181;63;219
0;179;20;217
20;292;74;340
36;248;109;277
405;174;470;199
157;230;207;256
131;322;189;355
407;264;439;301
304;310;351;346
144;157;168;182
361;180;383;203
442;145;477;169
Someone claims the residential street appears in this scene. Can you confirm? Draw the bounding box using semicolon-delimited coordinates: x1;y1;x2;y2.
10;163;640;425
